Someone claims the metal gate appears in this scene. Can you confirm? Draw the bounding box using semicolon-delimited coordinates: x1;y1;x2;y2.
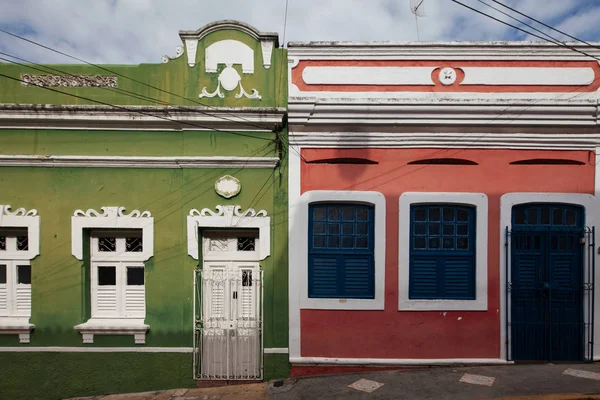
193;265;263;380
505;203;595;362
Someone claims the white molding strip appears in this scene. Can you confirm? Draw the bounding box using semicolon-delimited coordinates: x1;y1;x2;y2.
0;155;280;169
0;104;285;131
288;100;600;128
290;357;512;366
288;132;600;151
264;347;289;354
460;67;594;86
288;41;600;60
302;66;436;85
0;346;193;353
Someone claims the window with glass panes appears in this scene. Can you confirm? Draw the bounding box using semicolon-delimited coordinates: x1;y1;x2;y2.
308;203;375;299
0;228;32;317
409;204;476;300
90;230;145;318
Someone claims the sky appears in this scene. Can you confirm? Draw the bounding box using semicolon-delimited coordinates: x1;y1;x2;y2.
1;0;600;64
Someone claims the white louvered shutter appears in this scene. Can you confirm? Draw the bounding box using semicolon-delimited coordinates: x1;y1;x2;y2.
15;284;31;315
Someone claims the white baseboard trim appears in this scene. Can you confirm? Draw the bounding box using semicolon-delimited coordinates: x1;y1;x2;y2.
290;357;512;366
264;347;289;354
0;346;193;353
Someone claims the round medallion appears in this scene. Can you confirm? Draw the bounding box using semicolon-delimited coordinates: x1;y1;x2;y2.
439;67;457;86
218;65;242;91
215;175;241;199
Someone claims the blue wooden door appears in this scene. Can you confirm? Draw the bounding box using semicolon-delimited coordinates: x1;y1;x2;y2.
510;204;584;361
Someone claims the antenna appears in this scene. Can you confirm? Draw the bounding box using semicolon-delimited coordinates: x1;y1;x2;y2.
410;0;426;41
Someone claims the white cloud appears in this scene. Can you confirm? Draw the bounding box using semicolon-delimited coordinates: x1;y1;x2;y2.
0;0;599;64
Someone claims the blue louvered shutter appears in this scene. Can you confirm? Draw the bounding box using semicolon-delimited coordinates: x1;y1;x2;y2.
409;205;476;300
308;203;375;299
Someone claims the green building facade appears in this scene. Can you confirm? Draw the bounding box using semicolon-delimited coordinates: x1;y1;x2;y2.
0;21;288;400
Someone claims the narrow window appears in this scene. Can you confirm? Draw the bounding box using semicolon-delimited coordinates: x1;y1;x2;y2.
242;270;253;287
98;237;116;252
0;264;6;284
510;158;584;165
0;236;5;251
237;237;256;251
409;205;476;300
408;158;478;165
16;235;28;251
125;236;143;252
126;267;144;286
308;203;375;299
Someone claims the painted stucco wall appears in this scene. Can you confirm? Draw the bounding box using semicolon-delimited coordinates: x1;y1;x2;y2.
0;21;289;399
297;148;594;359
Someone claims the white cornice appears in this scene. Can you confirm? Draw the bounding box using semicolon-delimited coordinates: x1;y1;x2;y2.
289;132;600;150
0;105;285;131
288;41;600;60
0;155;280;169
288;99;600;128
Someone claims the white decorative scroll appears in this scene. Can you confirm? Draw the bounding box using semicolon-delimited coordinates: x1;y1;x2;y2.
199;40;261;100
187;205;270;260
0;205;40;260
301;66;437;85
261;40;274;69
185;39;199;68
161;45;184;63
1;205;38;217
71;206;154;261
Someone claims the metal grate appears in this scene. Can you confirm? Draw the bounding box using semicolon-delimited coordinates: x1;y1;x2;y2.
237;237;255;251
16;236;28;251
125;237;143;252
98;237;116;252
194;268;263;380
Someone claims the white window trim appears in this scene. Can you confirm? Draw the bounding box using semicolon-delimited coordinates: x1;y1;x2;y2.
187;205;270;260
71;207;153;261
398;192;488;311
0;205;38;343
71;207;152;344
295;190;386;310
499;192;599;362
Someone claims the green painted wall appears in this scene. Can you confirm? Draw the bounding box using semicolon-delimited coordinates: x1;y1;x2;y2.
0;21;289;398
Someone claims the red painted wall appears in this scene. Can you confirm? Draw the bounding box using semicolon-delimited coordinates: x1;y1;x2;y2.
299;148;595;359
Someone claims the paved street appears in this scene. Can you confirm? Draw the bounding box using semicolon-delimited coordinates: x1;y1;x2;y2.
65;363;600;400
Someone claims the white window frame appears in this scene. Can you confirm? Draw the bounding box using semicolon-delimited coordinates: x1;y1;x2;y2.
72;207;152;344
0;205;39;343
294;191;386;310
398;192;488;311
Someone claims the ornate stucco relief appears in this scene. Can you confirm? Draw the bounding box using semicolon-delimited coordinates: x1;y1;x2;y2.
21;74;117;88
215;175;241;199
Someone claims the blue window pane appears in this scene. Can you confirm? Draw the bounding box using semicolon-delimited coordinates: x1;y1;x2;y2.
553;208;563;225
515;208;526;224
341;207;355;221
328;236;340;248
341;236;354;248
414;223;426;235
414;237;426;249
357;208;368;221
528;208;539;225
429;208;440;221
443;224;454;235
313;236;326;248
429;238;440;249
328;223;340;235
429;224;440;235
565;209;576;226
541;208;550;225
328;207;340;221
457;208;469;222
342;223;354;235
414;208;426;221
313;222;326;234
457;237;468;249
443;238;454;249
356;236;368;248
357;223;368;235
457;224;468;236
313;207;326;221
443;208;454;222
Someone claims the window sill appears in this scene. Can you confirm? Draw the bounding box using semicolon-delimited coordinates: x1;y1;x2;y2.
74;318;149;344
0;317;35;343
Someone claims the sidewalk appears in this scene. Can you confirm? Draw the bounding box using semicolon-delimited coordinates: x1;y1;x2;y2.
65;363;600;400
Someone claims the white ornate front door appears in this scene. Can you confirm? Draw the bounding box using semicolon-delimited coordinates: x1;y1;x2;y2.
195;230;262;380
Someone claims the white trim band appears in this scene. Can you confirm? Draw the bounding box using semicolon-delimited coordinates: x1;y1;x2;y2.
0;155;280;169
0;346;193;352
290;357;512;366
264;347;289;354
